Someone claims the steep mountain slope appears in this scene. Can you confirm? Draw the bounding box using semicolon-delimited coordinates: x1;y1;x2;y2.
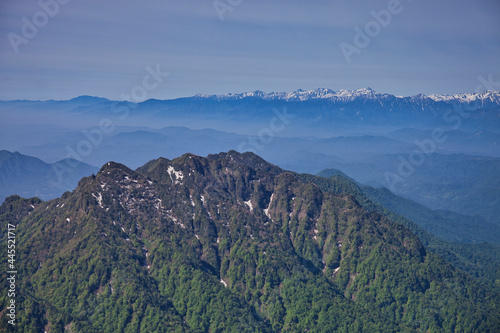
302;171;500;287
317;168;500;244
1;152;498;332
0;150;99;204
362;186;500;244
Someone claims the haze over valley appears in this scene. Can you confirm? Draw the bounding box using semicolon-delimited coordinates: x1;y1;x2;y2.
2;88;499;227
1;0;499;331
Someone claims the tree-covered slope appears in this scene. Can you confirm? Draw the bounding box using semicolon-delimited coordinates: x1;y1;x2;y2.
1;151;498;332
317;167;500;244
305;172;500;287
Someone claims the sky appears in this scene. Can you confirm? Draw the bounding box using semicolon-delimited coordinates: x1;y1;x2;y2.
0;0;499;101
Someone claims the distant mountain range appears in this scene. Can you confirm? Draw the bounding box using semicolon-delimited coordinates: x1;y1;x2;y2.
1;151;498;332
194;87;500;104
8;87;499;104
1;88;498;229
0;150;98;204
2;88;500;137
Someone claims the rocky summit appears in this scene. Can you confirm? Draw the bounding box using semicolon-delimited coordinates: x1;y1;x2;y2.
1;151;498;332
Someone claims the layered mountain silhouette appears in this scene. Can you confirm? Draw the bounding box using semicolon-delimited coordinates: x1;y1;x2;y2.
317;168;500;244
1;151;498;332
2;89;499;230
0;150;99;204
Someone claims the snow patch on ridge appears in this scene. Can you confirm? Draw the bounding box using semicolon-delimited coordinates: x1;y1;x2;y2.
167;165;184;184
244;199;253;212
264;193;274;218
92;192;103;208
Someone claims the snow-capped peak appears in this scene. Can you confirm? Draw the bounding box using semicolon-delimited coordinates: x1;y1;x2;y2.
199;88;387;102
427;90;500;104
193;88;500;105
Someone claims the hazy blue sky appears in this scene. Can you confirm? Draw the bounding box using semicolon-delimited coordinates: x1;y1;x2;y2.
1;0;499;100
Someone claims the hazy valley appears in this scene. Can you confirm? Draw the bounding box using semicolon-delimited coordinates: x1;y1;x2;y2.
1;88;500;331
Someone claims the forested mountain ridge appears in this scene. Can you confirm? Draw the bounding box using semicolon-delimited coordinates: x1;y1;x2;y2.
300;171;500;287
315;168;500;244
1;151;498;332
